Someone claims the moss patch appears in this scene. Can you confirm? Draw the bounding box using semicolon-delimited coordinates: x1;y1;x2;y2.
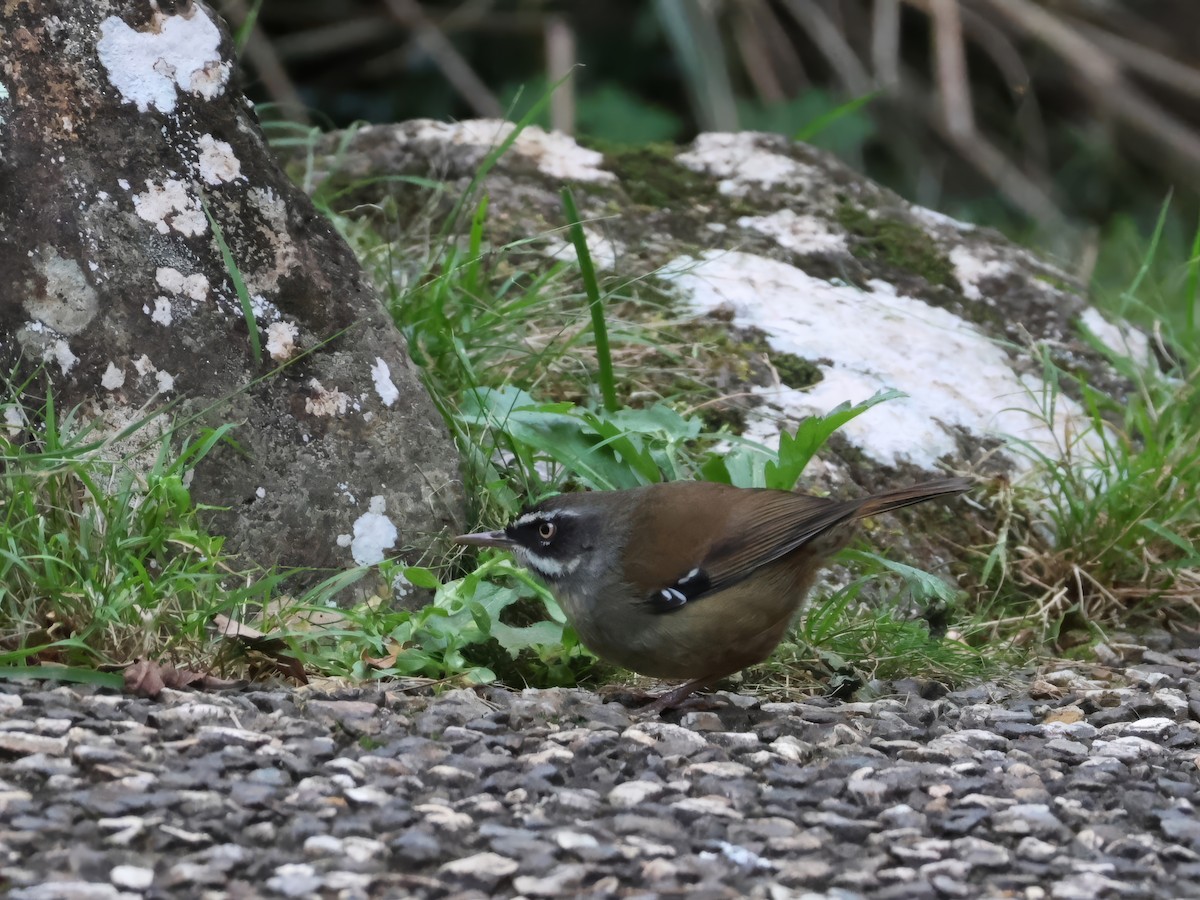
837;202;957;289
772;352;823;390
656;315;824;433
1032;271;1078;293
585;139;723;209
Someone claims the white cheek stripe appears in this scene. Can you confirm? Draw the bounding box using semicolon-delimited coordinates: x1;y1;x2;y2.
523;553;583;578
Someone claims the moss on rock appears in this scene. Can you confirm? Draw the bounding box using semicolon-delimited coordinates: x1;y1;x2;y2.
837;202;958;290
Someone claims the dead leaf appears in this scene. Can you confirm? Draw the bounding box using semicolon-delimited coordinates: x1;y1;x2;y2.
259;596;353;630
124;659;166;697
212;614;308;684
1029;679;1065;700
123;659;243;698
362;640;404;669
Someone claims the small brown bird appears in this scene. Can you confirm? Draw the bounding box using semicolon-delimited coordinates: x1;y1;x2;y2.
455;477;971;713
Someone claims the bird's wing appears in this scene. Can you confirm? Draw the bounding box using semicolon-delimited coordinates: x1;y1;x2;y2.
623;485;859;613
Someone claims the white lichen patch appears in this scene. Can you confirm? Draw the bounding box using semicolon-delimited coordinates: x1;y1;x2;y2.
196;134;243;185
338;495;398;565
948;246;1017;303
4;404;27;436
155;371;175;393
157;267;210;301
662;250;1100;470
909;204;976;232
24;246;100;334
243;187;300;294
305;379;351;418
101;362;126;391
96;8;228;114
134;354;156;376
371;358;400;407
392;570;414;601
1079;308;1153;366
148;297;172;326
80;399;170;475
156;267;183;292
249;295;280;322
183;274;210;301
677;133;816;196
737;210;847;255
134;180;206;237
266;321;299;361
544;226;623;270
45;339;77;375
411;119;615;183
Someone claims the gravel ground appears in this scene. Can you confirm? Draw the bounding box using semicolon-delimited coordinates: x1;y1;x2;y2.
3;641;1200;899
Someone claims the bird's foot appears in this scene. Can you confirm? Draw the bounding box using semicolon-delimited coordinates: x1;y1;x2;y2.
630;678;720;719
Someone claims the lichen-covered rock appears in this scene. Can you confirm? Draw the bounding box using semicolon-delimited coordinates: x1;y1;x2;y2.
308;121;1147;486
0;1;462;582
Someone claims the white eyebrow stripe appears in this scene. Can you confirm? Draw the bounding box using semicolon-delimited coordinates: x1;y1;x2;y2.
513;508;581;528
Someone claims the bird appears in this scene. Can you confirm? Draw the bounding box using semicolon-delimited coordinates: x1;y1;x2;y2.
455;476;972;714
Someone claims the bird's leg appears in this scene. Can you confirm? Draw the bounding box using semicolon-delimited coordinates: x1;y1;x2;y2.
633;676;721;718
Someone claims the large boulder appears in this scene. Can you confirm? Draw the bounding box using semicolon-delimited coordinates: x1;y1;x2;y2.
291;120;1158;597
0;2;463;580
307;120;1145;490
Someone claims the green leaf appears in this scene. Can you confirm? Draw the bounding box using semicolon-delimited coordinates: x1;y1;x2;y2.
491;620;566;654
0;666;125;688
1140;519;1198;557
764;389;905;490
400;566;441;590
844;550;960;604
561;187;617;412
202;194;261;365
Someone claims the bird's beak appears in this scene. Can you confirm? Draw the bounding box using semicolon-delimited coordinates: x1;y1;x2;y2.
454;530;516;550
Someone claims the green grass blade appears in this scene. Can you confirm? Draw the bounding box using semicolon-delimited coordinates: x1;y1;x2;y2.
560;188;617;412
796;92;879;142
202;193;262;365
1185;212;1200;337
0;666;125;688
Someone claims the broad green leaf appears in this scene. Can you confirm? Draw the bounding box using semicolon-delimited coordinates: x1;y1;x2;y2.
765;389;904;491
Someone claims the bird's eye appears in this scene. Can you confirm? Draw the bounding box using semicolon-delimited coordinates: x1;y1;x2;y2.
537;521;557;541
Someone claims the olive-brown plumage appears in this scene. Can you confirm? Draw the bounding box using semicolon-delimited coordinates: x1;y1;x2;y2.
456;477;971;713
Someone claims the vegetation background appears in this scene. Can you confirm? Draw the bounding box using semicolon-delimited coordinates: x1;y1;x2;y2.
3;0;1197;696
225;0;1200;307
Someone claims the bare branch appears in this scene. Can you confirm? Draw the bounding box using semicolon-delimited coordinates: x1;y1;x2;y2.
779;0;872;96
928;0;974;137
545;15;576;134
382;0;503;118
871;0;902;89
221;0;310;124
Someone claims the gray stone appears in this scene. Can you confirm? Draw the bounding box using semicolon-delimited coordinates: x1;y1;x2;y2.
513;864;589;896
0;733;69;755
622;722;710;757
0;0;462;584
608;780;667;808
993;804;1067;837
437;852;519;890
108;867;153;892
265;863;324;897
11;884;135;900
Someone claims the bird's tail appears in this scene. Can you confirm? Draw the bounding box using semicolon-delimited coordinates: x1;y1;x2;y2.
853;477;973;519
